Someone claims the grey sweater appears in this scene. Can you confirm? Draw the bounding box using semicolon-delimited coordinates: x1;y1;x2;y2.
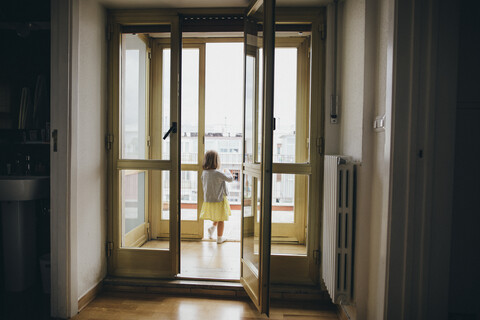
202;169;234;202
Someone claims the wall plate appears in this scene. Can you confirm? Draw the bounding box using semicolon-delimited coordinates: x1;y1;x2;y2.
374;115;386;132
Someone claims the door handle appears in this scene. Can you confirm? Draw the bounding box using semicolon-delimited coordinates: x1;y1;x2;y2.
163;122;177;140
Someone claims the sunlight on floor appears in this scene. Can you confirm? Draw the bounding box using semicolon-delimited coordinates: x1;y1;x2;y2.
141;240;307;279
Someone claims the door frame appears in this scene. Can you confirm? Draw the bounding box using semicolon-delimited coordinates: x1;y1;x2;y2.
106;11;182;278
151;39;208;240
104;7;326;283
50;0;79;317
240;0;275;313
271;7;326;285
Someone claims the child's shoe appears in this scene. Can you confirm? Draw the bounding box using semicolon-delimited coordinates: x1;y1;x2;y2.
217;236;227;244
207;226;216;239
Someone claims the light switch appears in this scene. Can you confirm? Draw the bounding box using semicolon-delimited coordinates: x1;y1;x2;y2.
374;115;386;131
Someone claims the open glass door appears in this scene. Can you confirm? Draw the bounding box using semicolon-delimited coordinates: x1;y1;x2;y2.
241;0;275;314
108;15;181;278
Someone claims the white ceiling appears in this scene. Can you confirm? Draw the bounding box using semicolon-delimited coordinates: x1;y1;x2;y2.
98;0;331;9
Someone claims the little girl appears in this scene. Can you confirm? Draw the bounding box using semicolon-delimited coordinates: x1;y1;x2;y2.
200;150;234;244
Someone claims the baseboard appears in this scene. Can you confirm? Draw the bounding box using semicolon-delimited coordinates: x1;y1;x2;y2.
337;304;356;320
78;281;104;312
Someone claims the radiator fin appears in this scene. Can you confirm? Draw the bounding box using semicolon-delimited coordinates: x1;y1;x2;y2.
322;155;355;304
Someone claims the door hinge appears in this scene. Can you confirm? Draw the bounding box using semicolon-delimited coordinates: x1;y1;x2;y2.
147;135;151;147
106;241;113;257
106;24;112;41
316;137;324;156
105;134;114;151
146;222;150;237
319;23;326;40
313;249;321;265
148;49;152;60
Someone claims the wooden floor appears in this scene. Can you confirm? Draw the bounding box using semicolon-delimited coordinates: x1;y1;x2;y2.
72;291;339;320
140;240;307;280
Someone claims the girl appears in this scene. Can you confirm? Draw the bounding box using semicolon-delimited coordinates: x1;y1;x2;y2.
200;150;234;244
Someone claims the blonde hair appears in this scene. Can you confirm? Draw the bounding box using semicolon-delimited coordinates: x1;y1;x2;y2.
202;150;220;170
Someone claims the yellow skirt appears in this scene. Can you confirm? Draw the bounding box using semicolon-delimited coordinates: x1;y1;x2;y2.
200;196;232;222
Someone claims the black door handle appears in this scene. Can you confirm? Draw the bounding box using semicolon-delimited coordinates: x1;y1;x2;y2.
163;122;177;140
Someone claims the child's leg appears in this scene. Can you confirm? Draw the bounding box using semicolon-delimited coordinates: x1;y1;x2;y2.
217;221;224;237
213;221;218;227
207;221;217;239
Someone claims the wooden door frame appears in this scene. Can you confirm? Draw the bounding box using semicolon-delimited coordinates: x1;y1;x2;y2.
105;11;182;278
50;0;79;318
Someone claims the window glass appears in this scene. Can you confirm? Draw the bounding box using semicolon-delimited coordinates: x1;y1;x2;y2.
181;49;199;164
122;170;146;236
181;171;198;221
244;55;255;163
273;48;297;163
121;34;147;160
242;174;259;271
162;49;171;160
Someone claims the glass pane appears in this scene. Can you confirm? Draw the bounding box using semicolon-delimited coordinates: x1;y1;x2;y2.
181;171;198;221
161;171;170;220
255;178;261;252
121;170;146;247
271;173;308;256
162;49;171;160
182;49;199;164
273;48;297;163
244;175;253;217
120;170;171;250
242;174;259;271
272;173;295;223
257;178;261;224
121;34;147;160
244;55;255;163
257;48;263;163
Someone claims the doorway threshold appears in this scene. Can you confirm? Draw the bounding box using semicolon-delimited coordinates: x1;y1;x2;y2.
103;276;246;299
103;276;332;303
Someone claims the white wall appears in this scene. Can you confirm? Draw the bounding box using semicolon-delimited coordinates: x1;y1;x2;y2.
336;1;370;319
332;0;394;319
365;0;393;318
76;0;107;300
324;4;339;154
338;0;365;159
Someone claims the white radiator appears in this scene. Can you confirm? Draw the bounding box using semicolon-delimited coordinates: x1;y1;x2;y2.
322;155;355;304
